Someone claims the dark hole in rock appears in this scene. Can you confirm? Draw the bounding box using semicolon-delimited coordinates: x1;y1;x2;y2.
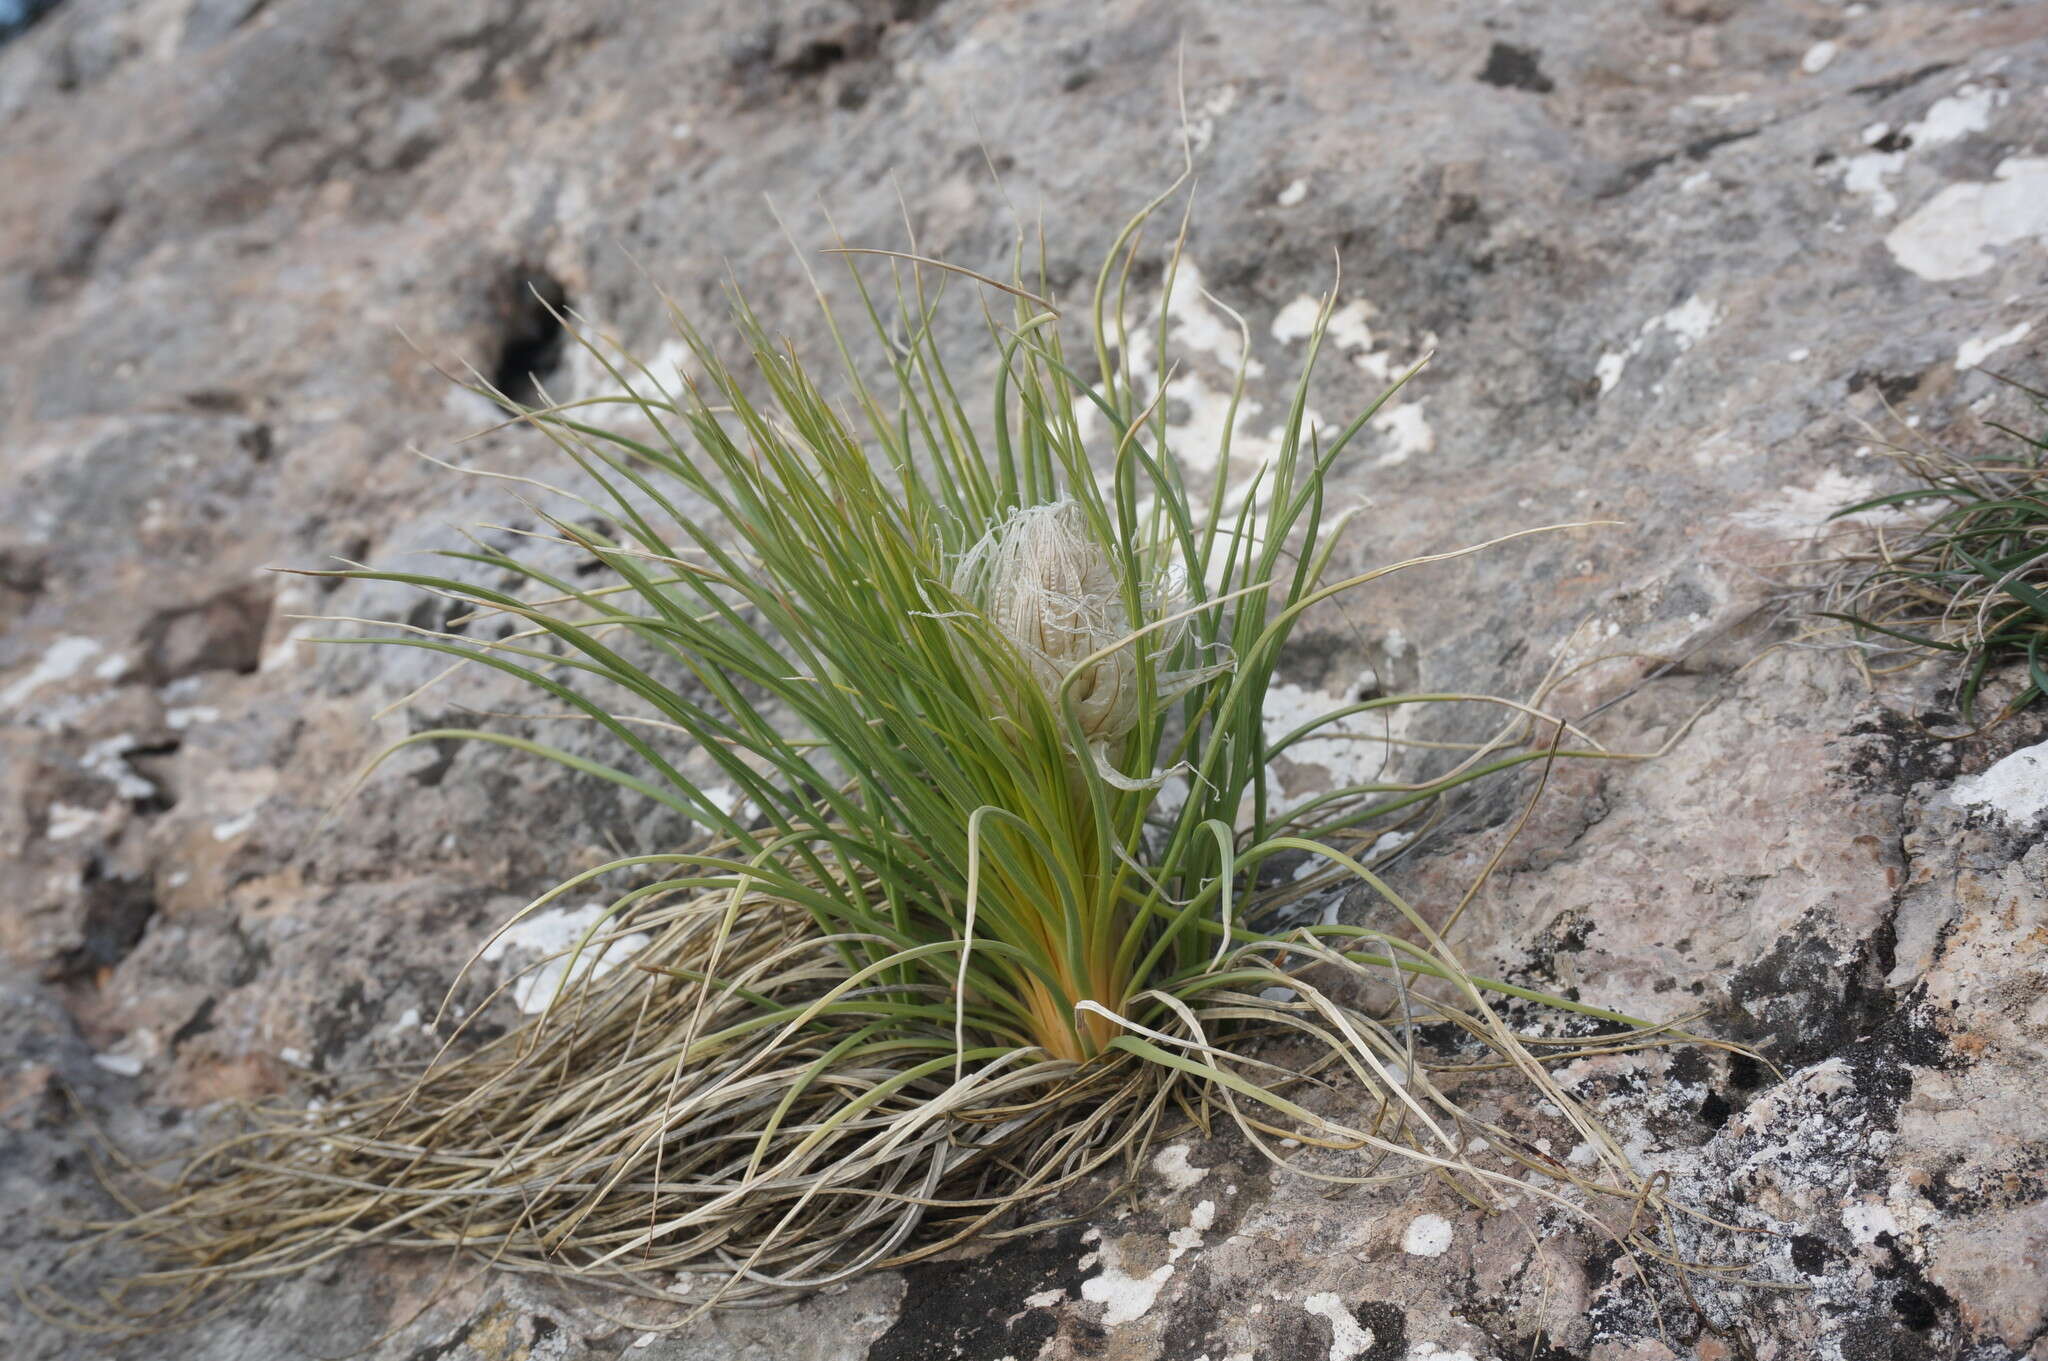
0;0;64;47
183;389;248;414
32;192;121;302
45;860;156;984
324;535;373;593
490;267;569;408
1697;1089;1732;1129
1478;41;1554;94
1726;1051;1764;1090
238;423;275;462
571;516;617;576
170;996;219;1050
404;596;471;637
128;738;183;813
783;39;846;77
1847;369;1921;405
139;581;274;683
0;545;48;597
1871;130;1913;153
1852;62;1956;101
407;728;462;788
1685;128;1757;160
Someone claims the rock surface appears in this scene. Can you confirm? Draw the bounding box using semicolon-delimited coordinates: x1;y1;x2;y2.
3;1;2046;1358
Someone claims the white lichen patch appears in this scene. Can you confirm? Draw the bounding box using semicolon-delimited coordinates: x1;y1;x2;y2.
1733;468;1908;536
1658;295;1720;350
1594;350;1629;396
47;802;109;842
1372;401;1434;467
1799;41;1837;75
1166;1199;1216;1262
1593;295;1720;397
1915;84;2007;147
1270;291;1431;392
1271;295;1324;346
83;735;157;801
1368;829;1414;860
0;636;104;712
211;809;260;843
1835;83;2009;219
1090;259;1296;503
1947;738;2048;825
1185;82;1241;155
1401;1212;1454;1257
1302;1293;1375;1361
481;902;653;1014
1324;300;1380;368
1842;1197;1901;1247
1839;148;1906;218
1886;157;2048;281
1956;321;2032;371
1079;1236;1173;1328
1261;676;1404;797
1151;1142;1211;1191
1276;177;1309;207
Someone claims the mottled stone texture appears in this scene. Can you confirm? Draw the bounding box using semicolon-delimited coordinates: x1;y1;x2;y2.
2;1;2045;1358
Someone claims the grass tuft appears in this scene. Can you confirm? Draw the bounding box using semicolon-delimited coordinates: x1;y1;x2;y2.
39;188;1743;1336
1818;377;2048;728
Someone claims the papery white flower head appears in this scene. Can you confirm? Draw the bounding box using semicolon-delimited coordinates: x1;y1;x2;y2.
954;499;1145;746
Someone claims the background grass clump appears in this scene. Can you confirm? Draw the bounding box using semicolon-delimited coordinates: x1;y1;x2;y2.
1821;379;2048;728
45;189;1723;1334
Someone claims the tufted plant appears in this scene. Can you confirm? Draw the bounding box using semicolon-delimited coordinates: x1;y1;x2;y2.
51;185;1725;1333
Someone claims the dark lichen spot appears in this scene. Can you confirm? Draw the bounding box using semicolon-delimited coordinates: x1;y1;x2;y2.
1891;1288;1938;1331
866;1224;1087;1361
1790;1233;1833;1275
1354;1301;1406;1361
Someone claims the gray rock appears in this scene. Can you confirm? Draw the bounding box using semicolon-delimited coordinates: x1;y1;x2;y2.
2;0;2045;1358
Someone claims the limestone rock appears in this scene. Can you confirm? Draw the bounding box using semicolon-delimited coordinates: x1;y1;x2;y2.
2;1;2045;1358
